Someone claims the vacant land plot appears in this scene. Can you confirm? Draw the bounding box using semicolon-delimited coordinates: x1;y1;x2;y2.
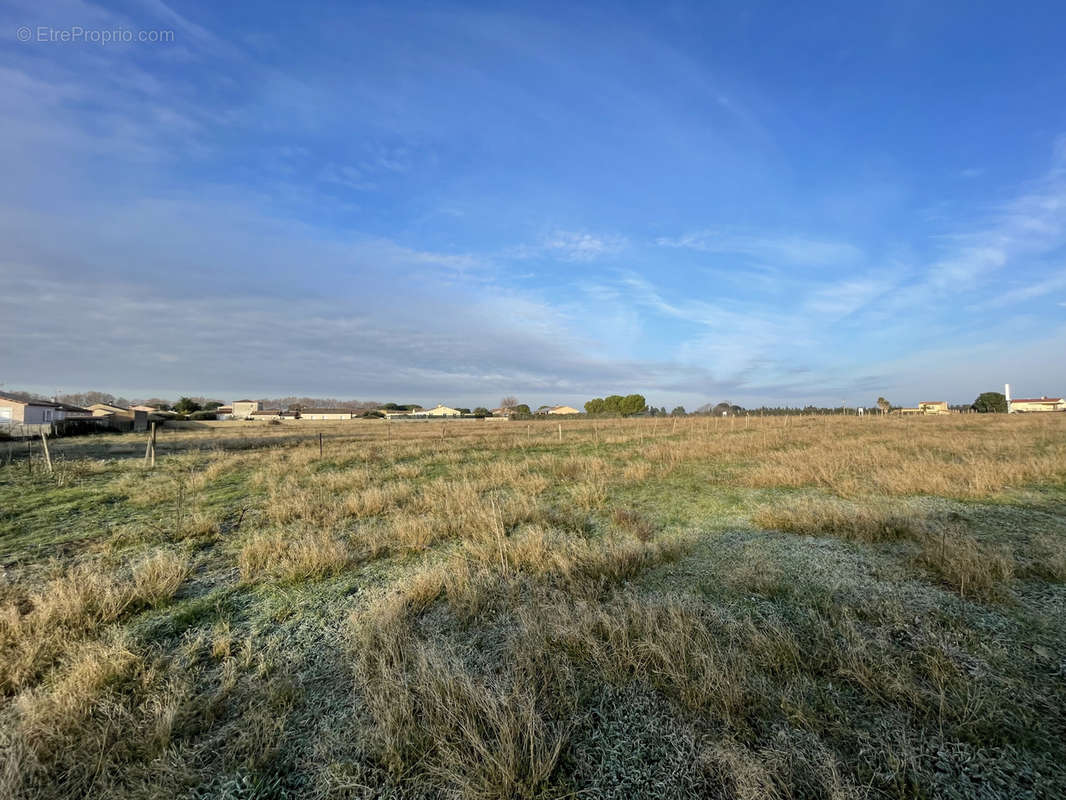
1;414;1065;799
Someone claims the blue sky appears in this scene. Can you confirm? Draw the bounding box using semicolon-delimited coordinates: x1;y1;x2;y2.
2;1;1065;409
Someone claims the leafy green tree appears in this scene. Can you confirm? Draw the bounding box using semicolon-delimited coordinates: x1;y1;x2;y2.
585;394;647;416
174;397;202;414
473;407;491;417
972;392;1007;413
671;406;686;416
876;397;891;415
513;404;532;418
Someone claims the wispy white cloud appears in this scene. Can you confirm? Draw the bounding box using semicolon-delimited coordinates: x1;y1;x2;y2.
926;147;1066;289
803;278;893;318
655;230;863;267
541;231;627;261
967;271;1066;311
505;230;627;263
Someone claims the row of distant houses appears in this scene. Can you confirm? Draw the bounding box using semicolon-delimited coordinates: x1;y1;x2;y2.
0;393;161;433
217;401;584;421
896;389;1065;415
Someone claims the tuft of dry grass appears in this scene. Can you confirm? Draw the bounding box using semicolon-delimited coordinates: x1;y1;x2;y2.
345;482;413;518
753;496;923;542
610;507;659;541
916;532;1015;601
353;620;566;799
519;593;755;723
0;552;189;694
571;478;607;511
622;460;653;482
237;530;352;583
1019;532;1066;582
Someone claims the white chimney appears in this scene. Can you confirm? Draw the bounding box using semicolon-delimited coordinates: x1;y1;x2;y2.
1005;383;1012;413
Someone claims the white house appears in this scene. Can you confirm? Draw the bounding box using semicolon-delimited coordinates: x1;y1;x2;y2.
301;408;354;420
425;404;462;417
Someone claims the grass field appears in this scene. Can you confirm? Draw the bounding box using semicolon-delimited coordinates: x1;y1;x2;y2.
1;414;1065;799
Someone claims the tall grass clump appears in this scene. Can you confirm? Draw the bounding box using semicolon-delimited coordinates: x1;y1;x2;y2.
352;618;566;799
238;530;351;583
0;552;190;693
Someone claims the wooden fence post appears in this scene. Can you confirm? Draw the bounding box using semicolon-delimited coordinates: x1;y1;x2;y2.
144;422;157;468
40;430;53;474
319;432;323;458
558;423;562;442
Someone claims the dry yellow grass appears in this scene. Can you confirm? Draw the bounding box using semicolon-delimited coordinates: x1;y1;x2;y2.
753;496;925;542
0;552;189;693
353;614;565;799
3;413;1064;798
755;495;1019;600
915;532;1015;601
238;530;352;582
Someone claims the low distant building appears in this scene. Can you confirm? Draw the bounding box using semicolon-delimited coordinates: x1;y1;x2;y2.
215;405;234;419
1010;396;1065;413
918;401;950;415
232;400;262;419
0;394;63;425
52;401;94;419
250;409;283;421
546;405;580;415
301;408;354;420
87;402;148;431
89;403;149;428
424;404;461;417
